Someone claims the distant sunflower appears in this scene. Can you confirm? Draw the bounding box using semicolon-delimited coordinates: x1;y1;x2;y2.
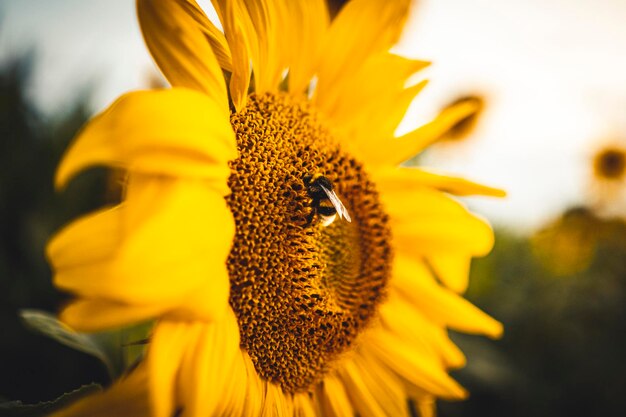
588;142;626;212
593;145;626;182
48;1;504;416
532;207;600;276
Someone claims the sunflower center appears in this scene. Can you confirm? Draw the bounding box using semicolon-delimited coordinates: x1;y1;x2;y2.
595;148;626;179
226;93;392;393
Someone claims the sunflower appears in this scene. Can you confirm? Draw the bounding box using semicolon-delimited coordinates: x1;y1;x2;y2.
593;145;626;181
587;142;626;214
532;207;600;276
47;0;504;416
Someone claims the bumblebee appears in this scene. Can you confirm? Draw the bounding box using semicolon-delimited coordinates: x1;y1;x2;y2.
304;174;352;226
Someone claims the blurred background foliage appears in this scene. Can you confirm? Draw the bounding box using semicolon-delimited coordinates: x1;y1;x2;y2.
0;51;111;403
2;33;626;417
442;221;626;417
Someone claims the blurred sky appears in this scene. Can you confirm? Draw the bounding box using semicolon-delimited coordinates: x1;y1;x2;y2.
1;0;626;232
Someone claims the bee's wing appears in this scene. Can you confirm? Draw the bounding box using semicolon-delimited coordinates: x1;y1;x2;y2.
320;184;352;223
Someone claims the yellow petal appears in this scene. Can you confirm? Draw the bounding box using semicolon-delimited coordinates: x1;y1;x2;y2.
376;169;497;292
214;0;255;110
261;382;293;417
337;359;389;417
219;350;259;417
59;298;162;332
339;352;410;417
379;295;466;369
148;320;189;417
347;81;428;161
315;0;411;104
426;253;472;294
317;373;354;417
242;0;290;93
373;166;506;198
286;0;329;94
318;53;428;136
179;0;233;72
240;351;266;417
393;215;493;258
362;99;480;167
49;177;233;322
293;392;317;417
366;327;468;400
137;0;228;107
393;256;503;338
177;310;243;417
55;89;236;192
414;398;436;417
47;205;120;271
378;182;495;257
50;363;150;417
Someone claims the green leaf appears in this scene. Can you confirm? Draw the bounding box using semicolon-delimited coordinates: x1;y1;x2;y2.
19;309;152;379
0;384;102;416
19;309;116;376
